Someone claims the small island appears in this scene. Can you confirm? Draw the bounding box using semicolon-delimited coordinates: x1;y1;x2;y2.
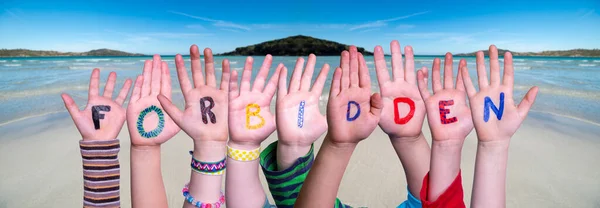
218;35;373;56
455;48;600;57
0;49;145;57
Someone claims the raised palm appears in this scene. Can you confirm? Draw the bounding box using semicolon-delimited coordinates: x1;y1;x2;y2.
228;55;282;145
158;46;230;142
374;41;426;139
327;47;382;144
276;54;329;146
62;69;132;141
417;54;473;141
126;55;180;146
461;45;538;142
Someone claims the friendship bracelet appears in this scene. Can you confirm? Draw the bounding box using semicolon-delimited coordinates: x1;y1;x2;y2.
182;183;225;208
189;151;226;176
227;145;260;161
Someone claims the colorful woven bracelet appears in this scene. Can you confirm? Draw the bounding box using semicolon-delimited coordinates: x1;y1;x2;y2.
189;151;226;176
227;145;260;161
182;183;225;208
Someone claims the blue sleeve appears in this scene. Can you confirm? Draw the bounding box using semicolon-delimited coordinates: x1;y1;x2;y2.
397;187;422;208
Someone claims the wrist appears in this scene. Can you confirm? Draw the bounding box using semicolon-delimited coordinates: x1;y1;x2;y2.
193;141;227;162
276;142;312;170
324;134;358;151
477;140;510;152
389;131;425;145
227;140;261;150
131;144;161;152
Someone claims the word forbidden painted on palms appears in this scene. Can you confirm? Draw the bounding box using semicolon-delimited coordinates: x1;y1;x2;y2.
298;100;305;128
92;105;111;130
393;97;415;124
200;96;216;124
484;92;505;122
439;100;457;124
245;103;265;129
137;105;165;138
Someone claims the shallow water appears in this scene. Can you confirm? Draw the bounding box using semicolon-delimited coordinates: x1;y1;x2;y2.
1;55;599;126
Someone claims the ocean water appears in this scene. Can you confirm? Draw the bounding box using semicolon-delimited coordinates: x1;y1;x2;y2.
1;55;599;126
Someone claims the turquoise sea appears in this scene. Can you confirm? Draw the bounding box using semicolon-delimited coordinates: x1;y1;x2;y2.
1;55;599;126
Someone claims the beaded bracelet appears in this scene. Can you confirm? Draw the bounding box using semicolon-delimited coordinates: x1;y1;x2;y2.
189;151;226;176
226;145;260;161
182;183;225;208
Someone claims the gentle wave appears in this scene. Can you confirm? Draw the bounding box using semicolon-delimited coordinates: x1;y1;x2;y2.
515;66;532;70
534;61;548;63
232;67;243;71
578;64;596;67
366;61;374;64
0;60;6;63
53;60;67;63
4;64;22;67
513;59;525;62
229;61;238;65
0;84;89;100
69;66;94;70
593;60;600;63
75;58;111;62
513;62;527;66
71;62;94;66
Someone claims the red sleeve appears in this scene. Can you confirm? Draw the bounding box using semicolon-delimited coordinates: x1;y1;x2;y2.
419;170;466;208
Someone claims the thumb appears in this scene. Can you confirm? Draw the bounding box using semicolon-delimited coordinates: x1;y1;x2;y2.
517;86;539;120
157;94;183;125
61;93;80;119
369;93;383;117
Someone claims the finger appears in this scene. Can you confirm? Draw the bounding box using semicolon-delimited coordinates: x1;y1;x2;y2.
443;53;454;89
161;61;172;99
88;68;100;98
374;46;391;88
404;46;416;84
349;46;359;87
130;75;143;102
61;93;80;118
417;67;431;100
456;59;466;91
300;54;317;91
157;95;183;125
204;48;217;88
432;58;443;93
489;45;501;87
358;53;370;88
263;64;282;99
220;59;231;92
476;51;489;90
369;93;383;117
390;40;404;81
141;60;152;96
252;55;273;92
240;56;254;92
190;44;205;87
503;51;514;92
229;70;240;100
329;67;342;98
341;51;350;90
175;54;192;98
278;66;288;100
311;64;330;96
289;57;305;93
461;66;477;98
517;86;539;120
103;71;117;98
151;54;162;95
115;78;132;106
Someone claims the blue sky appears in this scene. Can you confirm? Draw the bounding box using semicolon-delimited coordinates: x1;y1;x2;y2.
1;0;598;55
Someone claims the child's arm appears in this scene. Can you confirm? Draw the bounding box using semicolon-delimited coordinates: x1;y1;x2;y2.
296;47;383;207
157;46;230;207
125;55;181;208
373;41;430;203
416;53;473;207
259;55;331;207
460;46;538;208
225;55;282;208
62;69;132;208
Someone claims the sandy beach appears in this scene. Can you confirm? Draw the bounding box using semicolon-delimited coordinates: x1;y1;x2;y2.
1;102;599;208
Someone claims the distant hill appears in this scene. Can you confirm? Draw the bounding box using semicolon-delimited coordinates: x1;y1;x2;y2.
219;35;373;56
455;48;600;57
0;49;145;57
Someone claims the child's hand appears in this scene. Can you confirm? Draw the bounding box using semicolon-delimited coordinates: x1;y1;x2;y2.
157;46;230;143
276;54;329;147
126;55;181;146
327;46;383;145
61;69;132;141
417;53;473;141
375;41;426;139
461;45;538;142
228;55;283;147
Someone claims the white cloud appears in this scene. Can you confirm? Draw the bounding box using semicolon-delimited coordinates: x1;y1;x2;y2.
349;11;429;31
186;24;205;30
358;28;380;33
396;24;415;30
169;10;251;31
220;28;242;33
